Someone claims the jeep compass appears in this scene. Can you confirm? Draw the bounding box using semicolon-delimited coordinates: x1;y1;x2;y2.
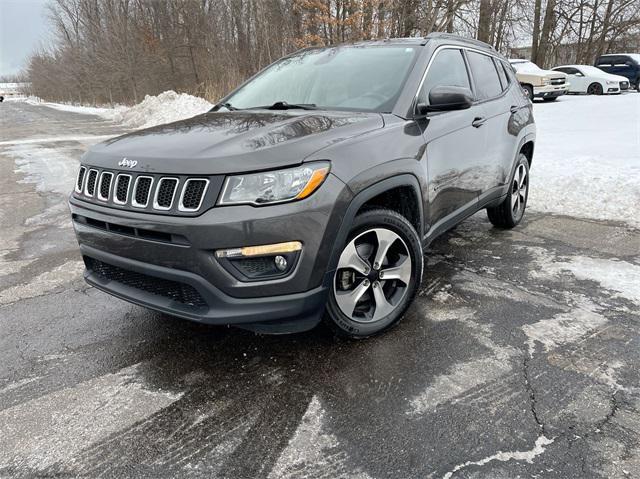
70;33;535;338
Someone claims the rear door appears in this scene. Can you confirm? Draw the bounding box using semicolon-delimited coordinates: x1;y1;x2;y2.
418;47;485;228
464;50;516;201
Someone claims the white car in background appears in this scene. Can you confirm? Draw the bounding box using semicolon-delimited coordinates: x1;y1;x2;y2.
551;65;629;95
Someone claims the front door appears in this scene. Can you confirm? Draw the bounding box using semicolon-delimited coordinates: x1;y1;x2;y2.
417;47;486;229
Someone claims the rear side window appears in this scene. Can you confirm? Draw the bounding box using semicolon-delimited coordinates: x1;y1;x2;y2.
467;51;503;100
419;48;471;104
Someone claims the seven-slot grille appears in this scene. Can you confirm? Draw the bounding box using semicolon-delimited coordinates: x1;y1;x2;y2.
75;167;214;215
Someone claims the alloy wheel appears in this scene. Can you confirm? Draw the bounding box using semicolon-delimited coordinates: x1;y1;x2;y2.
587;83;602;95
334;228;412;323
511;163;528;220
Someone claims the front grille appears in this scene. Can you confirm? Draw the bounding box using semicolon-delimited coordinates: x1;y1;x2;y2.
551;78;565;85
98;172;113;201
114;175;131;204
180;179;208;211
76;166;86;192
73;166;220;215
85;169;98;196
86;257;207;309
620;81;629;90
132;176;153;207
155;178;178;209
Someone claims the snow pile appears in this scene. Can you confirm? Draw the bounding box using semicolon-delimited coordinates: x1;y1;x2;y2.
113;91;213;129
21;90;213;129
529;93;640;228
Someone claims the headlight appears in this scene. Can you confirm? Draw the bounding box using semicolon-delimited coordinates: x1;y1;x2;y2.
606;80;617;85
218;162;330;206
542;77;551;85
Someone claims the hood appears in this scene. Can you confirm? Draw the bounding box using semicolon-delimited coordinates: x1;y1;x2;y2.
541;69;567;79
605;73;629;82
85;110;383;175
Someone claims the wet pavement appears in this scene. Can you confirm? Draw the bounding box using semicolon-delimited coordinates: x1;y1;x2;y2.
1;101;639;478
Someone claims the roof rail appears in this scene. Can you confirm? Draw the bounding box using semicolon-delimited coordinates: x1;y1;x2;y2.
424;32;496;51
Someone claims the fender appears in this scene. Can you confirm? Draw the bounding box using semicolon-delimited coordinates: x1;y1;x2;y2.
322;174;423;288
500;132;535;198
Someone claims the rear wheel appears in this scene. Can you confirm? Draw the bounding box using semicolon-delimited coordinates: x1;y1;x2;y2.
587;82;603;95
487;153;529;229
325;209;423;339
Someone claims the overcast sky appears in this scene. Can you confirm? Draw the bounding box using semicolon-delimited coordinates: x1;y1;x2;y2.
1;0;50;77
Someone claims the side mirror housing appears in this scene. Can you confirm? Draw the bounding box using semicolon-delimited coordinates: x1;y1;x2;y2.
425;86;474;113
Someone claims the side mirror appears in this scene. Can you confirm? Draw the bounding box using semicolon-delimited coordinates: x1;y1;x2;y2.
415;86;474;117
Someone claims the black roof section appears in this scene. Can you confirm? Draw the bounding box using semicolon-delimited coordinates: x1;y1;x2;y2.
424;32;496;51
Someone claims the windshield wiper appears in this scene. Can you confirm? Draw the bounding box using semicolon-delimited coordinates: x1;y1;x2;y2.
215;102;240;111
248;101;318;111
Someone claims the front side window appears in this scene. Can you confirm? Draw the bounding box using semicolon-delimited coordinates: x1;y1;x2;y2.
467;51;503;100
224;46;419;113
418;48;470;104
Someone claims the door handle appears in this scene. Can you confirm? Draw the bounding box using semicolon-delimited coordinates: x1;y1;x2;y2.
510;105;520;113
472;117;486;128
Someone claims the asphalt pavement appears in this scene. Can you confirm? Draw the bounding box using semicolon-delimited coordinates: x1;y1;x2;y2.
1;101;639;478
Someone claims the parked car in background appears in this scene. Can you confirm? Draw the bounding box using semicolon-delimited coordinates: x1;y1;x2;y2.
509;59;569;101
69;34;536;338
552;65;629;94
595;54;640;91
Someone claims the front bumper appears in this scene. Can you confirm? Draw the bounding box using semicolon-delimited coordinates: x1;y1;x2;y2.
69;174;351;330
533;84;569;98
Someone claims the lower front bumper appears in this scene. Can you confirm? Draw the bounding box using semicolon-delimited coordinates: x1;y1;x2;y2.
82;244;328;333
534;87;567;98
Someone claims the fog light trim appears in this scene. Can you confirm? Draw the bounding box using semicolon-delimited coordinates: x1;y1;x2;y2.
215;241;302;259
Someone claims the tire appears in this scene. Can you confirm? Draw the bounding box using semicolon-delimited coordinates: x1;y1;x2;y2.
487;153;530;229
587;82;603;95
523;84;534;101
542;97;558;102
324;208;423;339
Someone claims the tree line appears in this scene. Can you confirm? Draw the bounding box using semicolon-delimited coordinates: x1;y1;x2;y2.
25;0;640;105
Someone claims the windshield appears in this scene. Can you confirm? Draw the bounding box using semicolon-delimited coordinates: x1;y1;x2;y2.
223;46;419;112
579;65;609;75
510;61;543;73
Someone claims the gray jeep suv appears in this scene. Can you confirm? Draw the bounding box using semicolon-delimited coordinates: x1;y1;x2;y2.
70;33;535;338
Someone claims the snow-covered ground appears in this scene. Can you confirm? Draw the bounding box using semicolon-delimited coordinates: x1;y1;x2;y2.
530;93;640;227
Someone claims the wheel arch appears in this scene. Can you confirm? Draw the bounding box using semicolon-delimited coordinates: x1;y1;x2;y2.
323;174;424;287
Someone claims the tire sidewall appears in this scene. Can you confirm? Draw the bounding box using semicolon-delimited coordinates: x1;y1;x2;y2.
508;153;530;225
326;209;423;338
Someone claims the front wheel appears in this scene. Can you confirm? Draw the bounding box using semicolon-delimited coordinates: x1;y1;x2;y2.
324;209;423;339
587;82;603;95
487;153;530;229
